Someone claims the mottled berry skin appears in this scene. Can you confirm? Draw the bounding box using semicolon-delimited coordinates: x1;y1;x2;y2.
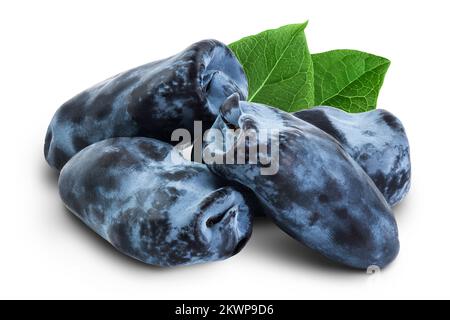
203;94;400;269
58;137;252;267
45;40;248;170
294;106;411;206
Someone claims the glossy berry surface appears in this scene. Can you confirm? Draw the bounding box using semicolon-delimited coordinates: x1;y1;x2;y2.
45;40;248;170
59;137;252;267
294;106;411;206
203;94;400;269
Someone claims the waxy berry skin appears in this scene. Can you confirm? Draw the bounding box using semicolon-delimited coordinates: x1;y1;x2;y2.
294;106;411;206
59;137;252;267
45;40;248;171
204;94;400;269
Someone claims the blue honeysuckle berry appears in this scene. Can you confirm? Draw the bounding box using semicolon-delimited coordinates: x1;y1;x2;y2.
58;137;252;267
45;40;248;171
203;94;400;270
294;106;411;206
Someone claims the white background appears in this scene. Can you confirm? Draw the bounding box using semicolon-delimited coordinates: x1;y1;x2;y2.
1;0;449;300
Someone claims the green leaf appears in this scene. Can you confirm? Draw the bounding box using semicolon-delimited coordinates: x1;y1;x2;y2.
229;23;314;112
312;50;390;113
